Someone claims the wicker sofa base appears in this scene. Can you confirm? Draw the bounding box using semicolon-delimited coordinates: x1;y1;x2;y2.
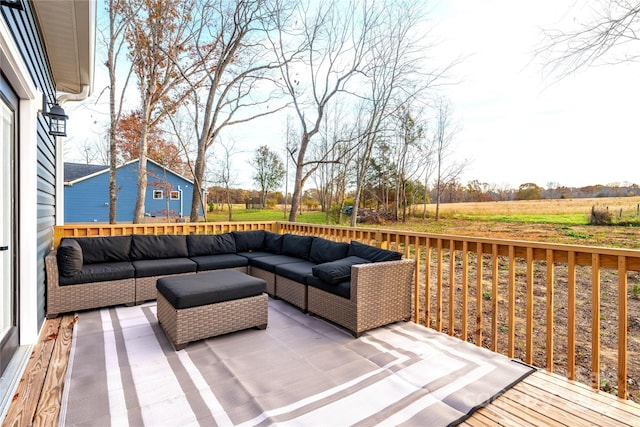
250;267;275;296
45;252;136;318
275;275;307;311
157;292;268;350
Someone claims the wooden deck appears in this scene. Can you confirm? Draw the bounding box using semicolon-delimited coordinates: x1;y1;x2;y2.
3;316;640;427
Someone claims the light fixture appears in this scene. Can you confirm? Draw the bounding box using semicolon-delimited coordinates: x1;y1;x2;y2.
42;94;68;137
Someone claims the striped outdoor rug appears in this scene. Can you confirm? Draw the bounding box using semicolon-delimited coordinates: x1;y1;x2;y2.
60;299;534;426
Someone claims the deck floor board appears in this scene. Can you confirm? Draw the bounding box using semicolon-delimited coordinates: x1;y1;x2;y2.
3;316;640;426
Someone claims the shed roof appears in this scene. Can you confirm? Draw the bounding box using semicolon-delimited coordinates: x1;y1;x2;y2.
64;162;109;182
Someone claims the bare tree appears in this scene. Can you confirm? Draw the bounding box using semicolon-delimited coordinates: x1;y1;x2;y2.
184;0;286;222
349;1;442;227
268;0;380;222
536;1;640;78
103;0;138;223
122;0;200;223
431;97;467;221
213;141;238;221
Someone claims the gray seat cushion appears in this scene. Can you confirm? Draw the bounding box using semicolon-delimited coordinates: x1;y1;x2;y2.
59;262;135;286
250;255;304;273
132;258;197;278
275;260;316;283
190;254;248;271
307;275;351;299
237;251;274;260
157;270;266;309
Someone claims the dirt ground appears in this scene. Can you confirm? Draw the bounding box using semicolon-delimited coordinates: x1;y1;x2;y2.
387;218;640;402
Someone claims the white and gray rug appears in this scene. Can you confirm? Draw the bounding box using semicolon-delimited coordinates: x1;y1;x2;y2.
60;299;534;426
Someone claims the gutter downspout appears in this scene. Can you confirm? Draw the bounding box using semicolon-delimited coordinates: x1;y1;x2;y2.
55;85;91;226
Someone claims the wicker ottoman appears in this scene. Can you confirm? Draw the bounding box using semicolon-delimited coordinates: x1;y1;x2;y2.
156;270;268;350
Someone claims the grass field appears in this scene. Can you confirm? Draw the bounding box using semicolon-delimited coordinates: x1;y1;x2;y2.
205;197;640;249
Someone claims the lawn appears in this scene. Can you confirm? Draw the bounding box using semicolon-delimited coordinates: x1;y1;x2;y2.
205;197;640;249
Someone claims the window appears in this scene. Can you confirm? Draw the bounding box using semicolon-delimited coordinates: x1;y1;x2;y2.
170;191;180;200
153;190;163;200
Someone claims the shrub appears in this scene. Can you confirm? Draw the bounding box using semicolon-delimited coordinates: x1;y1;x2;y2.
590;206;612;225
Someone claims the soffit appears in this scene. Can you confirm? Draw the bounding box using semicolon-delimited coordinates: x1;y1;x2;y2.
32;0;94;94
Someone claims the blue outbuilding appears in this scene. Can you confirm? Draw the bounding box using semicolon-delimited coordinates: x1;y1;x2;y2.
64;159;204;223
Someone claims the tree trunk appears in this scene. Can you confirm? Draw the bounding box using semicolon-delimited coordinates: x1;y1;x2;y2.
190;142;207;222
132;122;149;223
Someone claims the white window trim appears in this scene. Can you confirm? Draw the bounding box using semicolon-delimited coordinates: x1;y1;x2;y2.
1;18;41;346
153;190;163;200
169;191;180;200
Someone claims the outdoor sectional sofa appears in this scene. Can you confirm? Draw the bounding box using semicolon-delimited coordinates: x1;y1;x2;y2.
45;230;415;336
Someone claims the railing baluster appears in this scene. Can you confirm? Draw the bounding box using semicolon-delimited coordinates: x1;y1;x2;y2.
491;244;499;352
618;255;628;399
591;253;601;390
424;238;431;328
475;241;483;347
437;239;444;332
546;249;555;373
568;251;576;381
414;238;422;324
462;241;469;342
526;247;533;365
508;245;516;358
449;239;456;336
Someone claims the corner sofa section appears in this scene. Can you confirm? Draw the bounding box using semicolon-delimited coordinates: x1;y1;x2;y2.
46;230;415;336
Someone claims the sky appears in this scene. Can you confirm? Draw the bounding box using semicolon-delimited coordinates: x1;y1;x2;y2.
62;0;640;190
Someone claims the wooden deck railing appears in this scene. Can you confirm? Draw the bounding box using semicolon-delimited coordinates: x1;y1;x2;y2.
53;221;640;399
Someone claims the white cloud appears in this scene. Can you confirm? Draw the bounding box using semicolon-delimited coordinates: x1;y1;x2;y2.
428;0;640;188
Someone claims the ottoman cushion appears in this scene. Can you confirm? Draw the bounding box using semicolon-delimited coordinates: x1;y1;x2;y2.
157;270;266;309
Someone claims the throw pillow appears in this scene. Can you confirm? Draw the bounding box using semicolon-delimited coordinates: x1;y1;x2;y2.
57;239;83;277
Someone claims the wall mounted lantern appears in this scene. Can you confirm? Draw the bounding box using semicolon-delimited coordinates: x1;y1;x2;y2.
42;94;68;137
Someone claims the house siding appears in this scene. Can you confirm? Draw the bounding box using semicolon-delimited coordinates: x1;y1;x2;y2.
65;161;201;223
2;3;58;328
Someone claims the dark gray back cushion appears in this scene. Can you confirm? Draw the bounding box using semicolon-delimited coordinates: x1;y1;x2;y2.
75;235;132;264
130;234;188;260
309;238;349;264
232;230;266;252
263;232;283;254
347;240;402;262
57;239;83;277
281;234;314;260
187;233;236;257
312;256;370;284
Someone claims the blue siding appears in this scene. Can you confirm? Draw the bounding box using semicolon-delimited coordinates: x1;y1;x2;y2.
65;161;202;223
2;3;58;328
